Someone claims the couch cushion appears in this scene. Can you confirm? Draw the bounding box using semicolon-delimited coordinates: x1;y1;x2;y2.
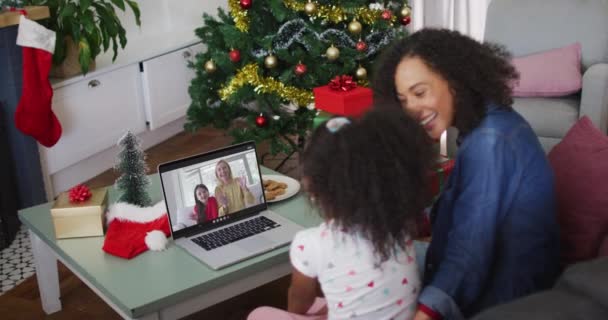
512;97;579;138
472;258;608;320
599;238;608;258
512;43;582;97
555;257;608;308
485;0;608;70
548;116;608;266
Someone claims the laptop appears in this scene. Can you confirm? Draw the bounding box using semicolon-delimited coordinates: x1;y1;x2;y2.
158;141;304;270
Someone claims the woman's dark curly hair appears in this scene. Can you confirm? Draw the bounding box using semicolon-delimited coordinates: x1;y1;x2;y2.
300;107;435;261
372;28;519;136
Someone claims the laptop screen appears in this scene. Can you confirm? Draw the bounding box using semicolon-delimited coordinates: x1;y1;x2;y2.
158;142;267;239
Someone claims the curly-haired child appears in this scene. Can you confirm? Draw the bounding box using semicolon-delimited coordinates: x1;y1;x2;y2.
248;107;435;320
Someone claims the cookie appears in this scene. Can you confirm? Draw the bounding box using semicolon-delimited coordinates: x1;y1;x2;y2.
266;181;282;191
264;190;277;200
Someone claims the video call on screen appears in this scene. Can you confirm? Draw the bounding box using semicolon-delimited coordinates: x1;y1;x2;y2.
162;150;264;232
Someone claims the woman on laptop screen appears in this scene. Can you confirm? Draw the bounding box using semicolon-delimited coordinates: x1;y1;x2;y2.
214;160;256;215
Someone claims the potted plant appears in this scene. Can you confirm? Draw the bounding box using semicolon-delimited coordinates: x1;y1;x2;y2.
25;0;140;76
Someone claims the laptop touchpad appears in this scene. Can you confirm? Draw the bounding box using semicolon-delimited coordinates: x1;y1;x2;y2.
236;236;274;252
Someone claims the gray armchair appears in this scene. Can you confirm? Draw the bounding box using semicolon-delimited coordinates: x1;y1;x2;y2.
448;0;608;155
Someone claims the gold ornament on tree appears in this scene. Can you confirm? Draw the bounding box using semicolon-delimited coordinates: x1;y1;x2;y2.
264;54;278;69
348;19;362;35
400;6;411;17
355;65;367;80
326;45;340;61
204;60;217;73
304;1;317;15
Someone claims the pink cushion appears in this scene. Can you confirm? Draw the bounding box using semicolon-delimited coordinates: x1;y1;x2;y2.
512;43;582;97
548;116;608;266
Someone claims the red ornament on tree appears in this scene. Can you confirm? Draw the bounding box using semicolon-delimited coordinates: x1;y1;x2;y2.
229;49;241;62
69;184;92;203
255;114;268;127
356;40;368;52
400;16;411;26
381;10;392;20
240;0;252;10
295;63;307;76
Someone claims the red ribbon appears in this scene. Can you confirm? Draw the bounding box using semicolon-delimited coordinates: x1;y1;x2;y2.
9;7;28;15
329;75;357;92
69;184;92;203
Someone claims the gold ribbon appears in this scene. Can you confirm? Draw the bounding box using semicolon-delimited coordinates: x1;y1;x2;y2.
228;0;250;32
282;0;397;25
219;64;314;107
229;0;403;32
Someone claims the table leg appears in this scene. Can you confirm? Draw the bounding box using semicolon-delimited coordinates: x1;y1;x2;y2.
29;230;62;314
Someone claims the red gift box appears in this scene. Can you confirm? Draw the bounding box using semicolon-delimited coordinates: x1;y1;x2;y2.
417;155;455;238
313;85;373;117
429;155;455;200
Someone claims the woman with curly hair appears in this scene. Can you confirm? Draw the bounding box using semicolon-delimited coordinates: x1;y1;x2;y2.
373;29;560;320
248;108;435;320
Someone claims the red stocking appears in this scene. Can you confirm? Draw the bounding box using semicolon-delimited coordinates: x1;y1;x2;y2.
15;15;62;147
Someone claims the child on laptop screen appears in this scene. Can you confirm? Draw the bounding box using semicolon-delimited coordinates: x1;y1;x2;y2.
248;108;435;320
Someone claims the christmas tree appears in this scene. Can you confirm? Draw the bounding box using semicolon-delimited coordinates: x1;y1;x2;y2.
115;131;152;207
186;0;411;155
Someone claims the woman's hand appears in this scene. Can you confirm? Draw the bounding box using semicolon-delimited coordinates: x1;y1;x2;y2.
237;176;253;195
237;176;248;190
189;211;198;221
217;191;228;208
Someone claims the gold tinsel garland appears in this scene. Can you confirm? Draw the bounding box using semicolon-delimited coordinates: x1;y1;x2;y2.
282;0;397;25
228;0;250;32
219;64;314;107
229;0;403;31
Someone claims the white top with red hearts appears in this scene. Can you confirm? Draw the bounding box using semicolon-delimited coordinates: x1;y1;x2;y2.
290;221;420;320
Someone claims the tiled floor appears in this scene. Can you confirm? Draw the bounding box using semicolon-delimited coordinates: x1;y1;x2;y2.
0;225;34;295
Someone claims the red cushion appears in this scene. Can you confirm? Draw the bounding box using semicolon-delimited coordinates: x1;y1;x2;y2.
548;116;608;266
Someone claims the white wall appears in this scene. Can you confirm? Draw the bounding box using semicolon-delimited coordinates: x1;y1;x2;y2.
409;0;491;41
117;0;228;37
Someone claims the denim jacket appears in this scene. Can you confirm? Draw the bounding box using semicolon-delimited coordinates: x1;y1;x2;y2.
418;105;560;319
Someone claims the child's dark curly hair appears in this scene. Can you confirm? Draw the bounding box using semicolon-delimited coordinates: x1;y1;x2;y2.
372;28;519;136
300;108;435;261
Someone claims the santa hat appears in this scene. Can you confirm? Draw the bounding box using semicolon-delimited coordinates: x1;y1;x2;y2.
102;201;172;259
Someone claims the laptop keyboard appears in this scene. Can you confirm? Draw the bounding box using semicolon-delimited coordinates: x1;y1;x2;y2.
191;216;280;251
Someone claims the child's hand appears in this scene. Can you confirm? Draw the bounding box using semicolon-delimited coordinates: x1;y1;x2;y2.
413;310;433;320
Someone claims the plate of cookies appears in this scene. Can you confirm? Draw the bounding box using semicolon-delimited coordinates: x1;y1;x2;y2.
262;174;301;203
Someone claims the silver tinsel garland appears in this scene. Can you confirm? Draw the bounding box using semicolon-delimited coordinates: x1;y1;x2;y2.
251;18;396;60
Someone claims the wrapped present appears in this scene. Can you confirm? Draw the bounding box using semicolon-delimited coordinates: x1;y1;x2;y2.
51;186;108;239
429;155;455;200
313;75;373;117
417;156;455;238
313;110;334;129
